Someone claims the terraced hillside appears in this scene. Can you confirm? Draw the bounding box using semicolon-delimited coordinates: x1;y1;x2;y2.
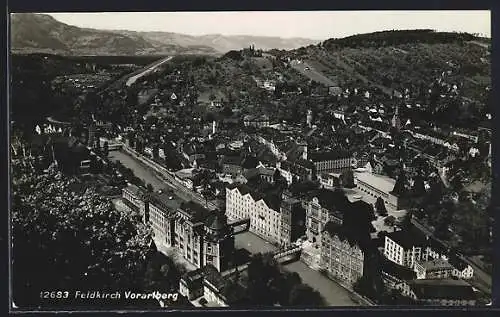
284;30;490;103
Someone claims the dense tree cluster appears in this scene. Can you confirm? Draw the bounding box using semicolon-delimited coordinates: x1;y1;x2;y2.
11;157;184;308
323;30;476;49
246;253;324;306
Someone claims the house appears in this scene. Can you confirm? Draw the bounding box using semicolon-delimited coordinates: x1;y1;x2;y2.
220;155;244;176
276;159;314;183
414;258;455;280
407;279;476;306
328;86;343;96
179;268;205;300
384;226;431;269
279;194;306;247
305;189;346;248
381;256;417;297
318;172;341;189
448;256;474;280
320;221;368;287
243;114;270;128
202;265;249;306
179;265;248;306
175;203;235;272
122;184;148;222
148;192;183;246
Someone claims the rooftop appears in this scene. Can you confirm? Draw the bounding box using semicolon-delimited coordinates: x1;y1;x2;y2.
309;150;351;162
386;225;429;249
178;201;212;223
123;184;143;198
408;279;476;300
418;258;454;271
381;257;417;280
149;192;183;212
355;172;396;194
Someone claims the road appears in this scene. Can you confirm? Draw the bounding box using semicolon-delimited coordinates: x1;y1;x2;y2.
110;149;360;306
126;56;173;87
109;149;215;209
290;60;338;87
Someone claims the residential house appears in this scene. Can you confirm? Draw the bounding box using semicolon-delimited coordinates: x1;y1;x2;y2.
175;202;235;272
320;221;368;287
414;258;454;280
381;256;417;297
305;189;346;248
280;193;306;247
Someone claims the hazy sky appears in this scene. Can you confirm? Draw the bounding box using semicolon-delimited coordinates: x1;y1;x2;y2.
47;11;491;40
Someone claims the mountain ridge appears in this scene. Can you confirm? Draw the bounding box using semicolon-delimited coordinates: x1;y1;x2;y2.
10;13;318;56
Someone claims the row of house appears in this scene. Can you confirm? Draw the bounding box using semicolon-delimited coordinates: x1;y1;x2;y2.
122;185;249;272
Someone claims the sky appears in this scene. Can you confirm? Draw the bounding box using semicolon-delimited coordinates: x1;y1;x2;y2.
47;11;491;40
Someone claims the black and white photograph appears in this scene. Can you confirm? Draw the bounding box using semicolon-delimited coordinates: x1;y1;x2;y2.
9;10;492;310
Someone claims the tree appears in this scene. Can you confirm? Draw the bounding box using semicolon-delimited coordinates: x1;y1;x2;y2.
375;197;388;216
288;284;324;306
103;141;109;157
341;169;356;188
384;215;396;227
146;183;154;193
246;253;281;306
12;161;153;308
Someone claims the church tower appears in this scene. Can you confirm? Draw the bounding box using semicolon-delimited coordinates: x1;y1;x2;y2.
306;109;313;128
391;104;401;130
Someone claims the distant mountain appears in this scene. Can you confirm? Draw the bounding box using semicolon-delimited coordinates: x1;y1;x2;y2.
10;13;318;56
10;13;218;56
117;30;319;53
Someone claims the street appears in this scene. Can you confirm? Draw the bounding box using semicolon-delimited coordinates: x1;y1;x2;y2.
109;149;216;209
126;56;173;87
109;149;360;306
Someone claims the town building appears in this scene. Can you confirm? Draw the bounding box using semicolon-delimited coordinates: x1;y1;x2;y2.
407;279;477;306
243;114;270;128
305;189;345;248
148;192;182;246
414;258;454;280
309;150;354;174
381;256;417;297
279;194;306;247
383;226;431;269
318;172;341;189
448;256;475;280
276;159;314;184
355;171;400;210
319;221;366;287
175;202;235;272
179;265;248;306
122;184;148;219
225;183;282;244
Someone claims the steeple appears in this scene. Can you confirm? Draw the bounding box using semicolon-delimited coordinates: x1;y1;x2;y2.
391;104;401;130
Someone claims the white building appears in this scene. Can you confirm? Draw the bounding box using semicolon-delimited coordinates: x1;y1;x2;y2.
384;227;431;269
225;184;282;244
355;171;399;210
